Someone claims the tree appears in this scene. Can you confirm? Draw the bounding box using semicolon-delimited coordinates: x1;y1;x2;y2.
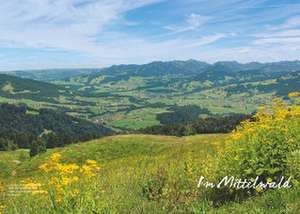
29;138;47;157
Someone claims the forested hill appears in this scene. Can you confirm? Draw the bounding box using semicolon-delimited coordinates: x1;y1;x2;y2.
85;60;300;80
0;103;113;150
0;74;62;102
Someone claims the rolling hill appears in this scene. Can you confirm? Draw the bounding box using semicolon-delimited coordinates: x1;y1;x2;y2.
0;74;60;101
0;60;299;130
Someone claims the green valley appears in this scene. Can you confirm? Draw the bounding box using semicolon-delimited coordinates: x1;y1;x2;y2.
1;60;299;130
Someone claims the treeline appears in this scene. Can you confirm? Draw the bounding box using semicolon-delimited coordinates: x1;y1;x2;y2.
140;114;252;136
0;103;113;151
157;105;211;125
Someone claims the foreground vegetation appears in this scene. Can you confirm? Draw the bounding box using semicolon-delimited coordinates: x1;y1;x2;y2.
0;93;299;213
0;134;227;213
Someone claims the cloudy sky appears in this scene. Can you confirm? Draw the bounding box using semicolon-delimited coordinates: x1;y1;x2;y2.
0;0;300;70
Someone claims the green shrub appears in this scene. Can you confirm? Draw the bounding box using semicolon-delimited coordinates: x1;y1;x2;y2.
211;98;300;204
142;168;167;201
30;138;47;157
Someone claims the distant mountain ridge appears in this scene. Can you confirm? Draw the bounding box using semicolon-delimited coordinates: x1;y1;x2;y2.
1;68;99;81
96;60;300;74
79;60;300;89
2;60;300;82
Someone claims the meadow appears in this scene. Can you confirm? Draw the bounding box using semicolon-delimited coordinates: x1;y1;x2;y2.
0;134;226;213
0;92;299;213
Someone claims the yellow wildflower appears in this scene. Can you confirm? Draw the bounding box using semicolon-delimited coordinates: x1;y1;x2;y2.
79;160;100;177
50;153;62;162
232;131;243;140
86;160;98;166
288;91;300;98
39;163;50;172
56;163;79;174
61;176;79;186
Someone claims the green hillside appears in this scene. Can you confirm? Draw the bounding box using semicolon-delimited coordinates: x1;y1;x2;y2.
0;134;226;213
0;74;61;101
0;60;299;130
0;134;226;179
1;133;299;213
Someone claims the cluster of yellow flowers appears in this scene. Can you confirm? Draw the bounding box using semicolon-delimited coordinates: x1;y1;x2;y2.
38;153;100;203
81;160;100;178
223;92;300;195
39;153;100;178
232;93;300;141
288;91;300;98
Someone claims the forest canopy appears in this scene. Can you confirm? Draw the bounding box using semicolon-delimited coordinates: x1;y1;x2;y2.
0;103;113;150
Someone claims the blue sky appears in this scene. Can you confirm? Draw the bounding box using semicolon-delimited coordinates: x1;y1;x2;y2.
0;0;300;70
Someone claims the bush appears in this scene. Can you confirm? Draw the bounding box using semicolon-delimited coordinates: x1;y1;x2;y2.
142;168;167;201
210;96;300;205
30;138;47;157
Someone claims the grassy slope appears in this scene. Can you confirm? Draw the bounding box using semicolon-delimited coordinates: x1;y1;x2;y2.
0;134;226;179
1;134;298;213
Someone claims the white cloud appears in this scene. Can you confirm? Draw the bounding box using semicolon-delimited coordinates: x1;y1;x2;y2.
0;1;230;69
254;29;300;47
165;13;211;33
0;0;163;54
271;16;300;30
180;34;228;48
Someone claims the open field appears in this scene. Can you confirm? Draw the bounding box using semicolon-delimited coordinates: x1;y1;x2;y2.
1;132;299;213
